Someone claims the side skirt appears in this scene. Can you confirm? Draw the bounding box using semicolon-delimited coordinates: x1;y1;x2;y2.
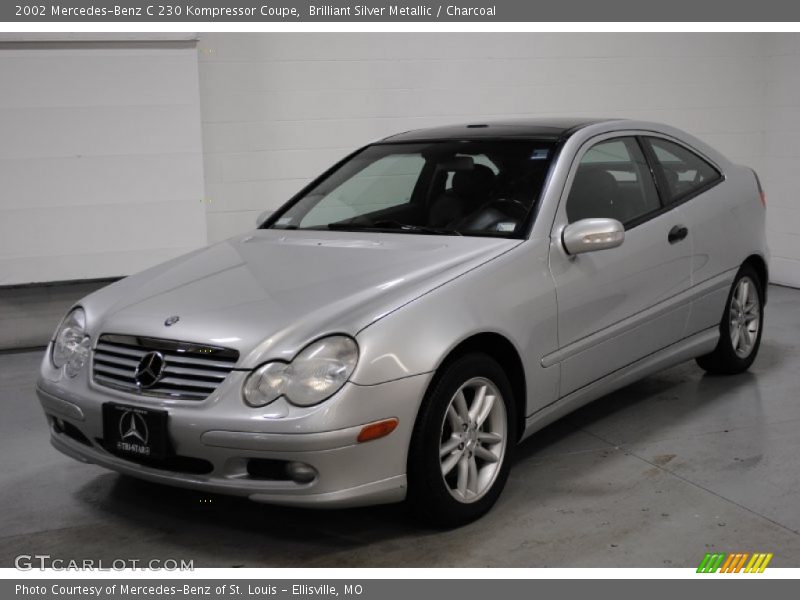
520;325;719;442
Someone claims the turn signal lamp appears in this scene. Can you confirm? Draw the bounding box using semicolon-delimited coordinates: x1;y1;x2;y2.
357;418;399;443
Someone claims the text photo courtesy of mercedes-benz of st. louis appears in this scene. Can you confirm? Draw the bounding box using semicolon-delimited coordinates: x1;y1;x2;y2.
37;118;768;526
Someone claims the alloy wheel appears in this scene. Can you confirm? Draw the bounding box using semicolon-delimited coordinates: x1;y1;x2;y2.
729;275;761;359
439;377;507;504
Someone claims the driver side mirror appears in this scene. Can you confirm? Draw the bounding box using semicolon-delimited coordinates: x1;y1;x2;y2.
562;218;624;255
256;210;274;228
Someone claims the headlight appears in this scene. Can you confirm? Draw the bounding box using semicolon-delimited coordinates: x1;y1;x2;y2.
243;336;359;407
51;307;91;377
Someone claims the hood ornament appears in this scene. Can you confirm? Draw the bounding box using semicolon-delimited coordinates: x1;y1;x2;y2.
164;315;180;327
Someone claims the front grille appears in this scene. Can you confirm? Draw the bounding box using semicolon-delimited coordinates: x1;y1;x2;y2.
96;439;215;474
52;418;92;446
92;333;239;400
247;458;292;481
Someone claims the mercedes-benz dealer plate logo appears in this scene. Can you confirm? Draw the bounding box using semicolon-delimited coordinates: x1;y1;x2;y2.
134;351;166;388
118;410;149;445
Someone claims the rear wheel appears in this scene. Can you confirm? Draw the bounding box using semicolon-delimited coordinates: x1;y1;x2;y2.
696;264;763;374
407;353;516;527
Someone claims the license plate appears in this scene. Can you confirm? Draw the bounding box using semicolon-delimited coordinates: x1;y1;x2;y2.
102;403;168;460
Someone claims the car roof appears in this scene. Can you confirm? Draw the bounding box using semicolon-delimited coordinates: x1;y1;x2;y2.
379;118;622;143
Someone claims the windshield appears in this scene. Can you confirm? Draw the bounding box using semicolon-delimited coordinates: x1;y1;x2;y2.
264;140;557;238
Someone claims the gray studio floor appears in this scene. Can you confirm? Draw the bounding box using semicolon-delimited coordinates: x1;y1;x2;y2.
1;285;799;568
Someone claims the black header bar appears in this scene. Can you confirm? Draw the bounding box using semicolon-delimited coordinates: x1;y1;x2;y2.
3;1;800;22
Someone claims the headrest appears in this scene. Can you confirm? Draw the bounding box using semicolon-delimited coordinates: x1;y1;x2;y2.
452;164;495;200
572;169;617;197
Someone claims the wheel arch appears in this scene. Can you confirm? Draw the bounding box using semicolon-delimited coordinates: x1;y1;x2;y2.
432;332;527;442
743;254;769;304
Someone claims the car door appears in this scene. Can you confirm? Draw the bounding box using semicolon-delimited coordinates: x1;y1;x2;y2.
547;134;694;397
640;135;729;335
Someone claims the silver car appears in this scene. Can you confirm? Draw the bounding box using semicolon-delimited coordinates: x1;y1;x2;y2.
37;118;768;526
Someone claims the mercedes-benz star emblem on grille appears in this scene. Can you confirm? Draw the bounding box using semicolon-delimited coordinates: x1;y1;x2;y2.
118;410;149;445
164;315;180;326
134;351;166;388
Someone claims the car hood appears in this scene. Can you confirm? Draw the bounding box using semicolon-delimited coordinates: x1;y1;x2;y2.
81;230;520;368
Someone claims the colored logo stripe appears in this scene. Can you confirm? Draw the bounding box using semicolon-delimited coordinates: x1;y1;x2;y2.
745;553;773;573
720;553;749;573
697;553;726;573
697;552;773;573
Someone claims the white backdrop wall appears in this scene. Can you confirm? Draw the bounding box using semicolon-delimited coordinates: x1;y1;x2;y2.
197;33;800;287
0;34;207;285
1;33;798;288
762;35;800;287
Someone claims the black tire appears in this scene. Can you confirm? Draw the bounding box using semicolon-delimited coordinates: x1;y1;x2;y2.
407;353;516;527
696;264;764;374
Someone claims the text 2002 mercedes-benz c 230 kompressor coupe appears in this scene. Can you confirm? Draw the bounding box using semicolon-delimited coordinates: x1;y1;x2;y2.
38;119;768;526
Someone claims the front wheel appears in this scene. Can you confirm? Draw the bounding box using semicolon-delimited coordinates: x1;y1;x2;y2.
696;264;764;374
407;353;516;527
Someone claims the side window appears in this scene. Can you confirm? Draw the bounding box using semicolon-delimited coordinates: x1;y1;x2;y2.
644;137;722;203
566;137;661;226
299;154;424;227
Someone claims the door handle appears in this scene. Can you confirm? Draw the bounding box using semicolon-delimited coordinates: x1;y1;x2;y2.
668;225;688;244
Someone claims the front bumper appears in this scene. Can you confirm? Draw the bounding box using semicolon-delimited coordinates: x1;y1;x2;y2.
36;367;431;508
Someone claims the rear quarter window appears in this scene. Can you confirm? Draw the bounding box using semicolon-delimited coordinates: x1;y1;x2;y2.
644;137;722;203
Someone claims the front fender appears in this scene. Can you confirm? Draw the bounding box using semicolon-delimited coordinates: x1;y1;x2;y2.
351;239;560;416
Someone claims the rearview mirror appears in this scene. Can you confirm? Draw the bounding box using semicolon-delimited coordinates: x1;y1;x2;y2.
256;210;274;228
562;218;624;255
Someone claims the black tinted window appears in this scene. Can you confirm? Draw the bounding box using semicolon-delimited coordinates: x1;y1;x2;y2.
644;137;722;202
566;137;661;226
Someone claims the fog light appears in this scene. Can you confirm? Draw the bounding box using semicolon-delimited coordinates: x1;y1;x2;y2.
286;461;317;484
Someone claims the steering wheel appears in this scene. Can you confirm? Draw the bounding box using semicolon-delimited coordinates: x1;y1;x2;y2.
485;198;529;220
454;198;530;233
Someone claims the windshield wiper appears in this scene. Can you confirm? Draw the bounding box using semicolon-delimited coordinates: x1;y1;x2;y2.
326;221;461;236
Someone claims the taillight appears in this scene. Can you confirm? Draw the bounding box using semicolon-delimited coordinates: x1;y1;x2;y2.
752;169;766;207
